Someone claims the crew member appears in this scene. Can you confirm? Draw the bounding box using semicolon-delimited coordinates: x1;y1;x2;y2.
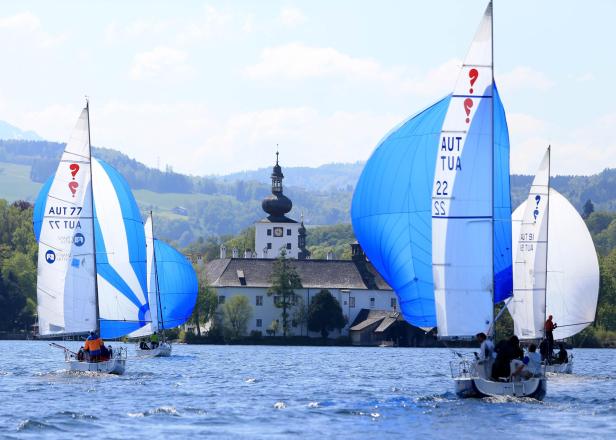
544;315;557;362
84;331;103;363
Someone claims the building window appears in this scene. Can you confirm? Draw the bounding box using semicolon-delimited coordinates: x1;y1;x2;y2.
274;295;281;306
267;229;272;236
391;298;397;309
370;297;375;308
267;243;272;249
256;295;263;306
256;319;262;328
349;297;355;308
286;228;292;236
286;243;292;250
218;295;226;305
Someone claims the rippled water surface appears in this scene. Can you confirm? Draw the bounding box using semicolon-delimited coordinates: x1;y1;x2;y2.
1;341;615;439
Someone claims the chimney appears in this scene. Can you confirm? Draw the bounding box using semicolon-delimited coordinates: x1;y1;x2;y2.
220;244;227;259
244;249;252;259
232;247;239;258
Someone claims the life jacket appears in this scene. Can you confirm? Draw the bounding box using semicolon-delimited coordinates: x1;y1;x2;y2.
85;337;102;352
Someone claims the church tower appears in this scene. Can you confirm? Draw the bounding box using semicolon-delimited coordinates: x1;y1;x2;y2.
255;152;305;259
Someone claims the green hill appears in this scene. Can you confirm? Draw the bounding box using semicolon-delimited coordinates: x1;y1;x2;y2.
1;139;615;246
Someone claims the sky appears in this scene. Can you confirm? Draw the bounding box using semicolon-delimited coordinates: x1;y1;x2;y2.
0;0;614;176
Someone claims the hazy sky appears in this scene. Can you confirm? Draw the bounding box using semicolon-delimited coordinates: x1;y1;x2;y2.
0;0;614;176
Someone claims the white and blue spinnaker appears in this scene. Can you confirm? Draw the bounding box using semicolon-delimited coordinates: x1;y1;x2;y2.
35;155;150;339
351;1;512;334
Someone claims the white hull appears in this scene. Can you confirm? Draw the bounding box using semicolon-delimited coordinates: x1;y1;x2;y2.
67;358;126;375
545;362;572;374
135;342;172;357
454;376;547;400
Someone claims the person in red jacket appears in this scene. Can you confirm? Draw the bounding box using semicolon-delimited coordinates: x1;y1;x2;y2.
544;315;557;362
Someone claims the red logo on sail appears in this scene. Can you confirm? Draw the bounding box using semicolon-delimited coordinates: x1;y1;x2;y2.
68;181;79;197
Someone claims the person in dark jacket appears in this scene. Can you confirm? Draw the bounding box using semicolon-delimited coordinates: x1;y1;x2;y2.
491;335;524;380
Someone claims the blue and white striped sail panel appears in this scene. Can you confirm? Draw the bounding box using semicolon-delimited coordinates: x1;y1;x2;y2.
351;96;450;329
154;239;198;329
34;108;97;336
33;158;150;338
92;158;149;339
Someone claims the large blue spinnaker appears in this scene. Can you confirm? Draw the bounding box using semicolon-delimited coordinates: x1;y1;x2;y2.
351;96;450;328
154;239;198;329
351;86;511;330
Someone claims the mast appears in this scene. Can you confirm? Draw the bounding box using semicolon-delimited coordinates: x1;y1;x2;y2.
151;211;164;334
86;98;101;335
490;0;496;336
543;145;551;337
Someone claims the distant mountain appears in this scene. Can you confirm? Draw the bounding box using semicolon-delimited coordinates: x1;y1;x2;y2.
0;120;42;141
0;138;615;247
220;162;364;192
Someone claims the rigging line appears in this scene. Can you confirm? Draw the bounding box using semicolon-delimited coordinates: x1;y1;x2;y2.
555;321;594;329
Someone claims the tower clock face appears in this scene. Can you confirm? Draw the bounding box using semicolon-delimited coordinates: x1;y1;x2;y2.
273;227;283;237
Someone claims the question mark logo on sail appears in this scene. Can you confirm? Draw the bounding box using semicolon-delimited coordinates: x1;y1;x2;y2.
68;181;79;197
468;68;479;94
69;163;80;180
533;195;541;221
463;98;473;124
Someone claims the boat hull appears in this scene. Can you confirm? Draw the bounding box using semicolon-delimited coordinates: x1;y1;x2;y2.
135;342;172;357
67;358;126;375
545;362;572;374
454;377;547;400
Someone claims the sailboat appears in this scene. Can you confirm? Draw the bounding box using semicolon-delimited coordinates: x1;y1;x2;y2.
134;212;199;357
34;103;150;374
509;147;600;374
352;2;545;399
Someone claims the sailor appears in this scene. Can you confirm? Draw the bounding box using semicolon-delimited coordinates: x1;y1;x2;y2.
523;343;542;377
555;343;568;364
475;332;494;379
150;332;160;349
84;331;103;362
544;315;557;361
77;346;85;362
139;339;150;350
492;335;524;380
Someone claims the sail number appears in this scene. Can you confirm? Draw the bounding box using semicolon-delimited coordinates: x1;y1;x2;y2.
434;200;447;216
435;180;449;196
47;206;82;216
48;220;83;230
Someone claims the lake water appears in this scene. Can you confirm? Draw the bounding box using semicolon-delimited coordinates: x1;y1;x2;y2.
1;341;615;439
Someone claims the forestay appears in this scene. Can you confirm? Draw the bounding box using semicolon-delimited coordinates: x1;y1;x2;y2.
35;108;96;336
510;187;599;340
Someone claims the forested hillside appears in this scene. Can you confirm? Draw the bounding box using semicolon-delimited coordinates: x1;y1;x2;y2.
1;139;615;247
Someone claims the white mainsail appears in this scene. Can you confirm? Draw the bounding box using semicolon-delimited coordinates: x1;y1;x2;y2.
432;2;494;337
128;214;159;337
510;157;599;340
36;107;97;335
509;148;550;339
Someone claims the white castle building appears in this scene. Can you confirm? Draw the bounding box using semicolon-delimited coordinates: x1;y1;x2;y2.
204;154;398;339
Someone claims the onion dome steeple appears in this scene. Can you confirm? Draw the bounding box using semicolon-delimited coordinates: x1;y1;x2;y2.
262;151;292;219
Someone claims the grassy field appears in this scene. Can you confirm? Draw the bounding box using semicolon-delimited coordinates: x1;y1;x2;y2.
0;162;42;202
0;161;202;218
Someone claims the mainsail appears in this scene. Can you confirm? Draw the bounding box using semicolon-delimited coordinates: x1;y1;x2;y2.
35;108;96;336
509;150;599;340
34;147;150;338
509;149;550;339
432;2;496;337
351;1;511;332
